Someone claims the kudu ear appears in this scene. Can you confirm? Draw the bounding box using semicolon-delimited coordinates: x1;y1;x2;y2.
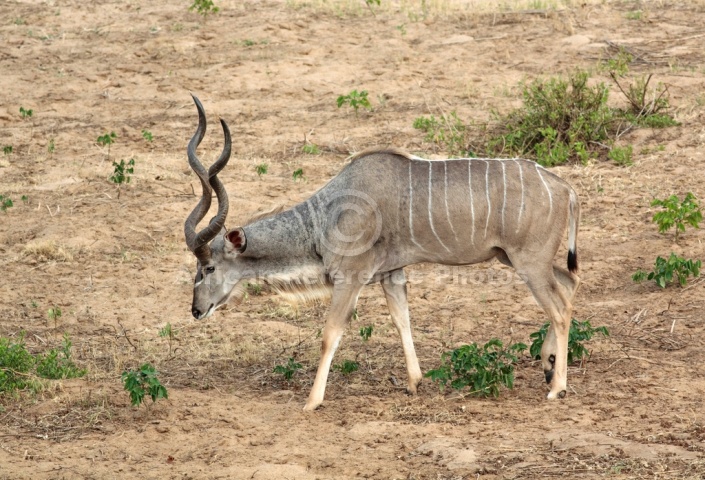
224;228;247;254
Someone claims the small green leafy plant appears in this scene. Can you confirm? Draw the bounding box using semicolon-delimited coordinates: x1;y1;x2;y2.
273;357;302;381
97;131;117;158
0;334;39;394
47;306;62;327
255;163;268;178
19;106;33;119
425;339;527;397
189;0;219;17
141;129;153;142
413;111;470;157
359;325;373;342
292;168;305;182
610;73;677;128
3;146;13;155
626;9;643;20
110;158;135;198
122;363;168;407
158;323;176;356
246;282;263;295
302;143;320;155
47;138;55;155
333;360;359;375
1;333;85;395
529;319;609;365
633;253;701;288
0;195;13;212
650;193;702;243
35;334;86;380
608;145;633;166
600;49;632;77
337;90;372;116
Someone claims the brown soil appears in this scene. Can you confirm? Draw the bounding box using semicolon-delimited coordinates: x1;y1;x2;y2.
1;1;705;478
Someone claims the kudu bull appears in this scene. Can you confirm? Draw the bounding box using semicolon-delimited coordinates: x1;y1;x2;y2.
184;95;580;411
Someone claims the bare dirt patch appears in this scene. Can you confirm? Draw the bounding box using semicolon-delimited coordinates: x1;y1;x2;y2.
1;1;705;478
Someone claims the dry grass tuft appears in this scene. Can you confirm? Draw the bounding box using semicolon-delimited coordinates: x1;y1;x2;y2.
22;240;74;262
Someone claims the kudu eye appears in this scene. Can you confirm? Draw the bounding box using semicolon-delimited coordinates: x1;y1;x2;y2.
205;266;215;274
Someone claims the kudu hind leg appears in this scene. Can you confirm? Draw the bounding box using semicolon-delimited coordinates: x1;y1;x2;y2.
304;282;364;411
381;270;423;394
540;267;580;388
520;267;574;399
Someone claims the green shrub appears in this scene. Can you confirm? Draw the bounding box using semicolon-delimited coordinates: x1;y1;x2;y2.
189;0;219;17
0;333;85;394
35;334;86;380
651;193;702;243
0;195;13;212
255;163;268;178
359;325;373;342
302;143;320;155
333;360;359;375
0;334;37;393
337;90;371;116
608;145;633;166
413;111;470;156
273;357;302;381
292;168;305;182
122;363;168;407
633;253;701;288
490;70;613;166
425;339;527;397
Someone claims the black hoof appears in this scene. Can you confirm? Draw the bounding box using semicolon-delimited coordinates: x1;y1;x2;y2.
544;369;554;385
558;390;566;399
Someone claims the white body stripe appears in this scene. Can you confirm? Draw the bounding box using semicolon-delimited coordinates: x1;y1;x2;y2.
428;162;452;253
501;162;507;235
515;160;524;234
292;207;307;231
484;160;491;238
535;163;553;217
306;198;319;234
408;162;425;250
443;162;458;242
468;159;475;245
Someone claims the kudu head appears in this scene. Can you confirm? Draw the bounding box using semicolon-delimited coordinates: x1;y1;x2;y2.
184;95;251;320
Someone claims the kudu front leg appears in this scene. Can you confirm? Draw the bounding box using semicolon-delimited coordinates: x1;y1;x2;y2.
304;282;365;411
381;270;422;394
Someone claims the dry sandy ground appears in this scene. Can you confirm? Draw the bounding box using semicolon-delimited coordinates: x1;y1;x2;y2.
1;0;705;478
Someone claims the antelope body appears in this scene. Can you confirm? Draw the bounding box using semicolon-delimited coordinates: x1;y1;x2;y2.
184;96;581;411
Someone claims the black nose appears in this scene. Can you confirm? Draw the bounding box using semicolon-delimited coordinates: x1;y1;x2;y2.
192;307;201;319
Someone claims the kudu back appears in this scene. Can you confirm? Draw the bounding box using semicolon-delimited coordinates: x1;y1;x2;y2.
184;95;581;411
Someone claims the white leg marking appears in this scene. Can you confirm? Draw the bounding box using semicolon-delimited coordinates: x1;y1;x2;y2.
484;160;491;239
443;161;458;242
468;160;475;245
428;162;452;253
515;160;524;234
535;163;553;217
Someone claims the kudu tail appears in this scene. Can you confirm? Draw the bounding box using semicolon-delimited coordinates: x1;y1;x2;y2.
567;189;579;273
